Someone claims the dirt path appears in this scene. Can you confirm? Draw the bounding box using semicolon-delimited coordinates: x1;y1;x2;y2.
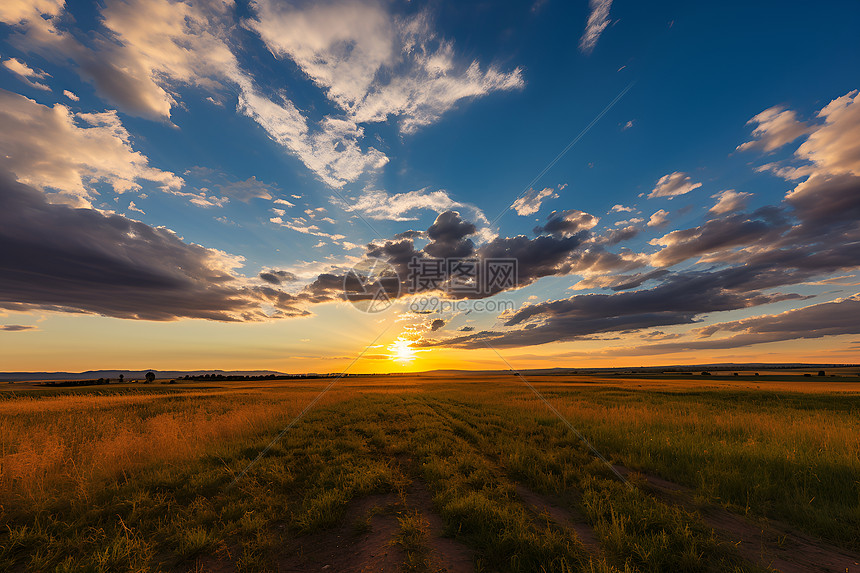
514;484;603;558
404;475;476;573
278;493;404;572
613;465;860;573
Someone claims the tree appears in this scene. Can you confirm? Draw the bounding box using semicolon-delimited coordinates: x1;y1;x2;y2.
119;374;124;383
145;371;155;383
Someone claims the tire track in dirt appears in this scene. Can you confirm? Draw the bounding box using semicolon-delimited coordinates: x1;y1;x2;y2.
418;397;602;563
613;465;860;573
514;484;603;559
398;455;477;573
278;492;404;572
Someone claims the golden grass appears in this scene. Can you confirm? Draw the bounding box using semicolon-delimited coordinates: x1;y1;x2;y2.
0;382;348;505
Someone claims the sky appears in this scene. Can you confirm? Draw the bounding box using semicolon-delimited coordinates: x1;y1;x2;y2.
1;0;859;373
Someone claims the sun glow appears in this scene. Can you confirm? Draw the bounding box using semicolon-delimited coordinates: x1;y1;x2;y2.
388;338;417;362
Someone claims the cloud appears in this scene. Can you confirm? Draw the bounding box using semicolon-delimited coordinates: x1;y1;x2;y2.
599;224;641;245
2;57;51;90
622;119;634;131
63;89;79;101
426;268;804;349
736;105;812;153
258;270;297;285
0;89;182;204
709;189;752;215
1;0;239;120
511;187;558;216
0;171;308;321
245;0;523;134
649;207;788;268
534;209;599;237
269;215;346;242
624;296;860;354
344;187;471;221
175;169;280;206
609;204;635;213
236;84;389;188
648;172;702;199
579;0;613;54
127;201;145;214
571;269;670;291
0;324;37;332
647;209;670;227
430;318;446;331
238;0;522;186
795;90;860;177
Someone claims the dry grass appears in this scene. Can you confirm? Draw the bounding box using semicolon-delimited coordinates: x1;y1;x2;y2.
0;382;345;506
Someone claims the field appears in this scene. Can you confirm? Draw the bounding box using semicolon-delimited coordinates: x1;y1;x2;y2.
1;372;859;572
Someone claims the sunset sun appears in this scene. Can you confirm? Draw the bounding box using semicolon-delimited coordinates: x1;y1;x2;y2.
389;338;417;363
0;0;858;569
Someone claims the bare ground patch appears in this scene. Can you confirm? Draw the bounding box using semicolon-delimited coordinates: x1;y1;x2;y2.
278;492;404;573
613;465;860;573
514;484;603;559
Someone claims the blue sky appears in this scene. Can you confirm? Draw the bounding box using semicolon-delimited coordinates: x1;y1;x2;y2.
1;0;859;372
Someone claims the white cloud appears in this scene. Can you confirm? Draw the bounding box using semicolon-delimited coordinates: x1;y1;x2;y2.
169;189;229;208
795;90;860;177
647;209;670;227
63;89;79;101
2;57;51;90
579;0;613;54
344;187;485;223
511;187;558;216
647;172;702;199
236;82;388;188
614;217;643;226
127;200;145;214
0;89;182;204
269;216;345;241
709;189;752;215
736;105;812;153
609;204;635;213
245;0;523;135
274;198;296;207
622;119;634;130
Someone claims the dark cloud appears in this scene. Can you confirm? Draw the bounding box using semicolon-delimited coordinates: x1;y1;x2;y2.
424;211;476;259
650;207;789;267
259;270;297;285
0;171;307;321
619;296;860;354
533;209;598;237
0;324;37;332
426;268;807;348
785;173;860;225
430;318;446;331
458;326;475;332
600;224;641;246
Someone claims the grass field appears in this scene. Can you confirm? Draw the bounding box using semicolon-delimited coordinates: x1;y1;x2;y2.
0;373;858;572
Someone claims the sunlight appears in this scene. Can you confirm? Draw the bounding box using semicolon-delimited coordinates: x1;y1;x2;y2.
388;338;417;363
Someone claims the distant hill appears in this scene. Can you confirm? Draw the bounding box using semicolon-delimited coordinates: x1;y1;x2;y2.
415;363;857;376
0;370;286;383
2;363;856;383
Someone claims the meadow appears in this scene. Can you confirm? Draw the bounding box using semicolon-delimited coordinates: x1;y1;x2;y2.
0;372;858;572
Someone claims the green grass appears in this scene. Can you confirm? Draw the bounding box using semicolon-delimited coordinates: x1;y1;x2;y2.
0;377;855;571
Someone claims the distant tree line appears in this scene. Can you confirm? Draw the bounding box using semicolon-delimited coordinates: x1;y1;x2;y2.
181;373;370;381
